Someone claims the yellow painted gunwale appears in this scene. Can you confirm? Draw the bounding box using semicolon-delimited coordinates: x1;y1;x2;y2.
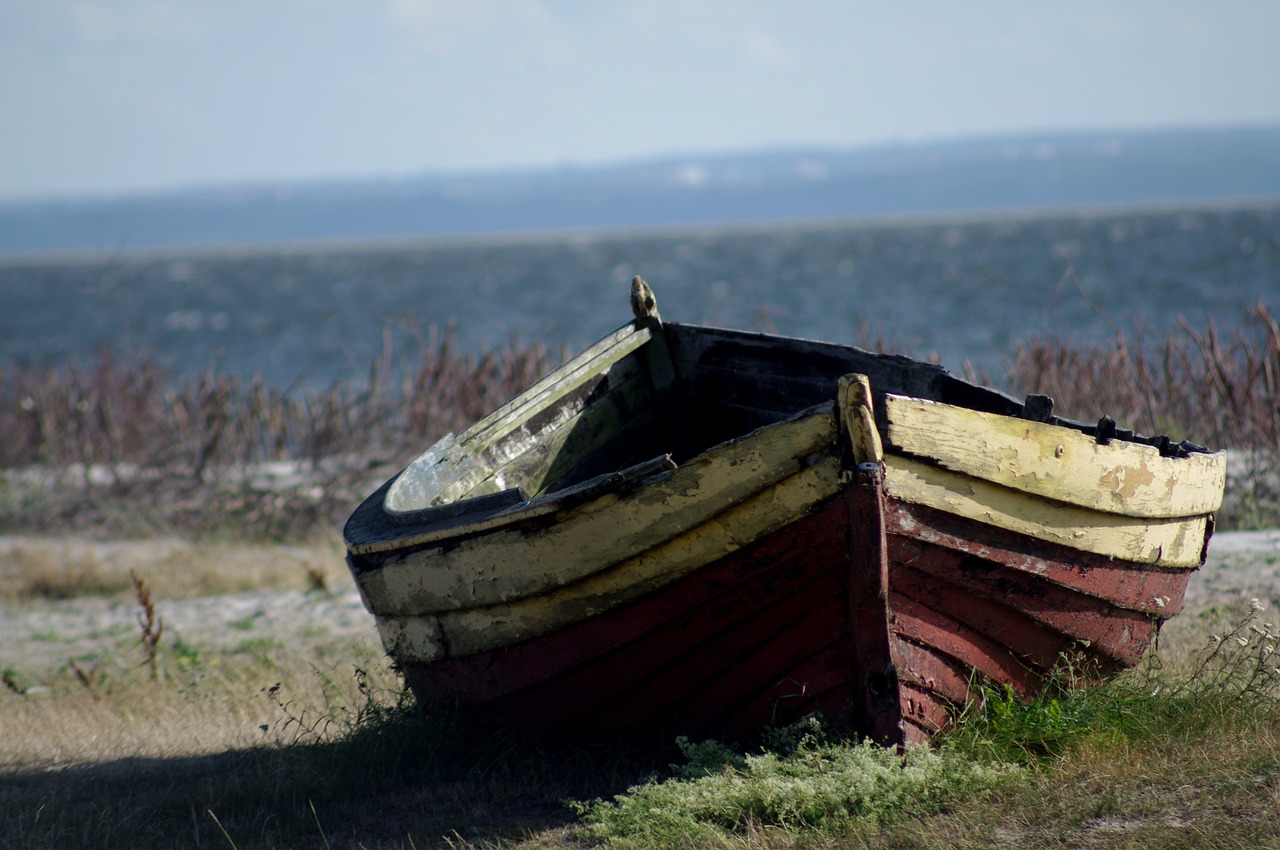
881;394;1226;519
882;454;1210;567
374;455;845;662
358;408;840;615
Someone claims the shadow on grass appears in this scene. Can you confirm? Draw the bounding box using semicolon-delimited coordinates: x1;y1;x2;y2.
0;706;666;850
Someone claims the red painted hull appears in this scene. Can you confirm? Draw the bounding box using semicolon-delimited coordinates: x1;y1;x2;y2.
401;495;873;742
398;481;1196;745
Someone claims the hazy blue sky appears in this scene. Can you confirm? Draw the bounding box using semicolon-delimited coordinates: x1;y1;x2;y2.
4;1;1278;201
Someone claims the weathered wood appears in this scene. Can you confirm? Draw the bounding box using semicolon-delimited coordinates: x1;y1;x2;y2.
885;501;1193;618
346;303;1225;746
461;323;654;455
487;357;661;498
892;643;970;740
883;454;1211;566
893;556;1155;668
890;594;1043;698
665;323;952;403
891;562;1071;671
839;373;885;465
374;455;845;659
844;461;902;745
360;410;840;617
385;323;655;512
399;496;862;740
882;394;1227;519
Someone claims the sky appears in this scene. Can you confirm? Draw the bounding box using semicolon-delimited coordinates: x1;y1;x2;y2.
3;1;1279;202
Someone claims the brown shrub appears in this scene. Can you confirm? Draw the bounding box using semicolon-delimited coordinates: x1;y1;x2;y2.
3;307;1276;537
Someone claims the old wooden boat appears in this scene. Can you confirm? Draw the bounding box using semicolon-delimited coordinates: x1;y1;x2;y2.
344;278;1226;746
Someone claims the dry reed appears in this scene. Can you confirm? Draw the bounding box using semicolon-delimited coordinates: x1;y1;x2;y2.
2;306;1276;538
0;324;560;539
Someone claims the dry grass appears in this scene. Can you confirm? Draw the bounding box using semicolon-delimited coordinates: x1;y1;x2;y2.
0;323;557;472
0;632;653;849
0;535;345;602
2;308;1279;847
3;306;1277;539
1006;303;1279;450
4;576;1278;849
0;323;560;540
1;545;121;599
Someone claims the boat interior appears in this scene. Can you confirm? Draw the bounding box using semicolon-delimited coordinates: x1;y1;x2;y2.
438;321;1026;505
355;318;1210;541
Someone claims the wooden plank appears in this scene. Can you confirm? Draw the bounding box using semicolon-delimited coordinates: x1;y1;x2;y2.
890;562;1070;671
697;643;852;734
892;558;1154;668
384;323;654;513
882;454;1211;566
882;394;1226;519
893;644;968;739
680;364;842;419
360;409;839;613
617;597;844;734
372;456;845;660
885;501;1193;617
679;397;791;451
665;322;952;402
458;354;657;500
892;641;971;717
479;573;846;736
461;323;653;454
890;594;1044;698
842;442;902;745
488;363;661;498
410;496;853;717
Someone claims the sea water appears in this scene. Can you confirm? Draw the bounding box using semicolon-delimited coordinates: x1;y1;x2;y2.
1;200;1276;390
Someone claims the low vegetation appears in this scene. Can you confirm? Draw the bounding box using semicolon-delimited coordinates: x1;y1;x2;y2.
0;326;559;539
2;305;1279;848
2;578;1278;848
1;303;1277;538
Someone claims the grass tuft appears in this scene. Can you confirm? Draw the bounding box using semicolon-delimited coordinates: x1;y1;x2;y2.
566;602;1280;849
5;603;1280;848
572;732;1021;848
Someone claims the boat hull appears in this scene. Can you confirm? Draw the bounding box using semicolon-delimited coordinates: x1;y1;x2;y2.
345;316;1223;745
396;493;872;742
386;487;1200;745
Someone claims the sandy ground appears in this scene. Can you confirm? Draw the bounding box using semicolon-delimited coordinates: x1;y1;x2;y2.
1180;528;1280;610
0;536;379;680
1;530;1278;683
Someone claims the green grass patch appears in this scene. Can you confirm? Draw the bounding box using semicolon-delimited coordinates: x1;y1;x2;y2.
571;731;1021;848
570;602;1280;849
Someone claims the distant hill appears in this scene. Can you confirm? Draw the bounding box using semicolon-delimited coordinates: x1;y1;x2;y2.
4;125;1280;254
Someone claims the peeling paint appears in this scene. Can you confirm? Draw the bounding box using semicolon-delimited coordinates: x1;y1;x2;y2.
883;394;1225;519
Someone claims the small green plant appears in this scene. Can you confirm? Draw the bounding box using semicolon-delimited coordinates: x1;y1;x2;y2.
667;734;747;779
946;599;1280;770
571;727;1022;847
573;602;1280;848
1174;597;1280;709
2;667;34;695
